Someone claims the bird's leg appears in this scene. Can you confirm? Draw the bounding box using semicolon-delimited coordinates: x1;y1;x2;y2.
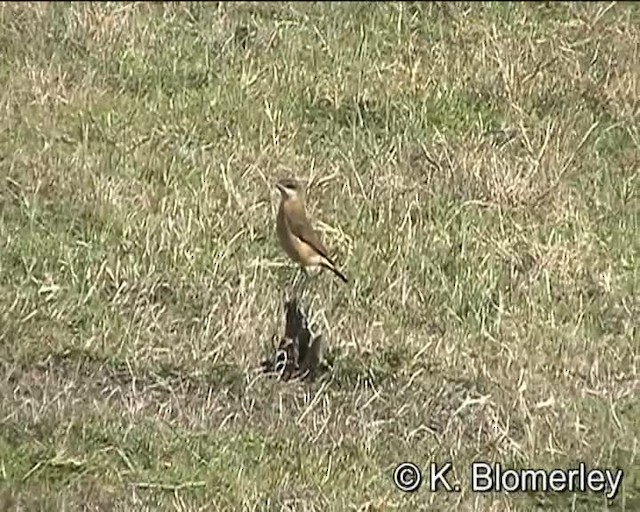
292;266;312;302
291;266;305;299
300;266;314;304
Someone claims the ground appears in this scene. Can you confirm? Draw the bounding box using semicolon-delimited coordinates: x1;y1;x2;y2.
0;3;638;511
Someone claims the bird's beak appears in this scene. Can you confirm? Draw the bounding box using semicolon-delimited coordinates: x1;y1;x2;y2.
275;182;285;193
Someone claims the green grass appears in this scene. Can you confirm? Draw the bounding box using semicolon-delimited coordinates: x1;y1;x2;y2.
0;2;638;510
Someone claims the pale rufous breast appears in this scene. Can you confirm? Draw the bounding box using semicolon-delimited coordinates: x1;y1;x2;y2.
277;199;325;267
277;201;304;264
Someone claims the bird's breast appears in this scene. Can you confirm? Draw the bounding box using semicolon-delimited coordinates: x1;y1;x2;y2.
277;203;303;263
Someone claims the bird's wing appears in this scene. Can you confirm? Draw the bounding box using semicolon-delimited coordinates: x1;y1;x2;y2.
287;204;333;262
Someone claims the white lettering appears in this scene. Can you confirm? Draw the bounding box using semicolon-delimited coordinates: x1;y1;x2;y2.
520;469;547;491
587;470;605;493
548;469;568;491
471;462;493;492
606;469;624;499
468;462;624;498
429;462;454;492
501;469;520;492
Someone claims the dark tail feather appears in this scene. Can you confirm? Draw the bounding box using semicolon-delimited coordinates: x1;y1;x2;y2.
323;262;348;283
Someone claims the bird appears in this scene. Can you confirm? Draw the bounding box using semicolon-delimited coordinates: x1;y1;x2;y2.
275;177;348;284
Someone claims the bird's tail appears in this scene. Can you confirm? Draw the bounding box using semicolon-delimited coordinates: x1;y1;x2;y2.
322;261;348;283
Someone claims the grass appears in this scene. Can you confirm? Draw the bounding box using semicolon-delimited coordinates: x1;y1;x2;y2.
0;2;638;510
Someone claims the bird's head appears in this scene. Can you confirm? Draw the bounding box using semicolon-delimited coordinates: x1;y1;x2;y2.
275;178;303;201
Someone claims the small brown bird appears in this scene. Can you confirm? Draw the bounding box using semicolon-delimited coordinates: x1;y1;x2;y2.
275;178;348;283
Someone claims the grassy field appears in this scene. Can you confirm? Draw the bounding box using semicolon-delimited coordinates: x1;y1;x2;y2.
1;2;638;510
